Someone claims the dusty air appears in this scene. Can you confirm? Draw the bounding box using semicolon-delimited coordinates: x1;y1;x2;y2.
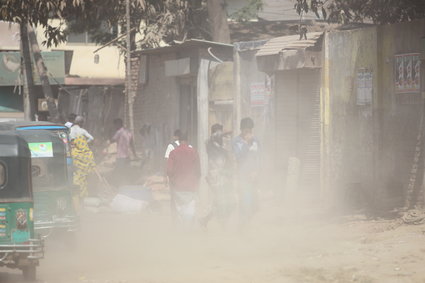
0;0;424;282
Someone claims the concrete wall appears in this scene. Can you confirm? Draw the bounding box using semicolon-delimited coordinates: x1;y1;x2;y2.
208;62;234;133
323;19;425;210
377;19;425;208
323;27;379;208
133;52;180;170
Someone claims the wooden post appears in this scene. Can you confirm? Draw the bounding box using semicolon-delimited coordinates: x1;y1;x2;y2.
197;59;210;210
320;31;331;204
27;24;60;122
125;0;135;137
233;47;241;137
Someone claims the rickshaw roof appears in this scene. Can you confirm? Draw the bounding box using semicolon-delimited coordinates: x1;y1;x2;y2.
0;121;67;131
0;132;31;158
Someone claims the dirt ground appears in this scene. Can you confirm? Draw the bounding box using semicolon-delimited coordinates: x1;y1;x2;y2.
1;199;425;283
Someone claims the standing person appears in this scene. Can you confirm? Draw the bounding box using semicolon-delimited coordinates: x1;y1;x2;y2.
110;118;137;184
233;117;260;227
70;116;94;143
69;116;95;199
167;132;201;224
163;129;182;187
139;124;154;174
65;113;76;128
164;129;182;160
201;123;234;228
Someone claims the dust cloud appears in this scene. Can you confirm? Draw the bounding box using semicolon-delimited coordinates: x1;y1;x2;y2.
2;169;423;283
1;126;422;283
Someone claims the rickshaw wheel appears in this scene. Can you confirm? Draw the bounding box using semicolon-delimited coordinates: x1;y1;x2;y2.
22;265;37;281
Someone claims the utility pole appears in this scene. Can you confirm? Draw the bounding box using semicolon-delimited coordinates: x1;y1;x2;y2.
126;0;135;136
20;23;36;121
27;24;60;122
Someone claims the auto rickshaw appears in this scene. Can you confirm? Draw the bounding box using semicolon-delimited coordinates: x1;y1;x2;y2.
0;132;44;281
0;122;79;242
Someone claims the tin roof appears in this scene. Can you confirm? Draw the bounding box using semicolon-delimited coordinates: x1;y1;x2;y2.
256;32;323;57
139;39;234;55
234;39;268;52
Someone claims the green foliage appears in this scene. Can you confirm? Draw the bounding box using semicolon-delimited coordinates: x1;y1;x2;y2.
66;0;211;50
294;0;425;24
0;0;206;48
230;0;263;22
0;0;85;47
0;0;226;48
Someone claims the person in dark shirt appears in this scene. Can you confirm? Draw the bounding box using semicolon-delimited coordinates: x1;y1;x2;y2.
167;132;201;223
201;123;235;228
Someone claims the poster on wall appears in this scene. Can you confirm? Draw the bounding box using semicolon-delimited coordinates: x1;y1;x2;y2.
250;82;267;106
395;53;420;93
357;69;373;106
250;77;272;107
0;51;65;86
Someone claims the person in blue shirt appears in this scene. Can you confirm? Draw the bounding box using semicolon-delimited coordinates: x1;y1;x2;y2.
233;117;260;227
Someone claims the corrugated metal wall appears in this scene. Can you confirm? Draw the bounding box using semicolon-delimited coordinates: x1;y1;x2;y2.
275;69;321;193
57;86;124;141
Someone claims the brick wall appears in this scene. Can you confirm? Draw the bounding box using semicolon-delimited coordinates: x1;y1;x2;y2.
132;52;180;171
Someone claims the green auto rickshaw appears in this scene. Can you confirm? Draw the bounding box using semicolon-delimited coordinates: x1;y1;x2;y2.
0;122;79;242
0;131;44;281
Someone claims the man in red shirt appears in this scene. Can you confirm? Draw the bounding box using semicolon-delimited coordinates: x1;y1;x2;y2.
167;132;200;223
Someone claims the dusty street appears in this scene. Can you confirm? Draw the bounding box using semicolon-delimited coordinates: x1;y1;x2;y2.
1;202;425;283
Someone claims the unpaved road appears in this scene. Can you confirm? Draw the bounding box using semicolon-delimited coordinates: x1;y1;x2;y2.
2;203;425;283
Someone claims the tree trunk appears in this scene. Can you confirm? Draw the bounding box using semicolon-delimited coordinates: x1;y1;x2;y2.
20;23;36;121
207;0;231;43
27;24;60;122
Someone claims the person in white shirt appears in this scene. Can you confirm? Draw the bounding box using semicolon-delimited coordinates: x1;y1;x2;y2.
164;129;182;160
69;116;94;142
65;113;76;128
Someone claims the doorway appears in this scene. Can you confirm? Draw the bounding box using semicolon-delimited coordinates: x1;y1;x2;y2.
179;83;198;147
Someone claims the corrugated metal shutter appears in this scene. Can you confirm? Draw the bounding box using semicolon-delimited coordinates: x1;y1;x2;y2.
275;71;298;181
298;69;321;188
274;69;320;190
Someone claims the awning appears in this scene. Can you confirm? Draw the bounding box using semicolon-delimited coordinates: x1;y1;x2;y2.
64;77;124;86
139;39;233;55
0;106;20;112
256;32;324;72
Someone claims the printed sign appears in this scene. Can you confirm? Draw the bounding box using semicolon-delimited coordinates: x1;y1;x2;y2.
357;69;373;105
250;79;271;107
0;51;65;86
28;142;53;158
395;53;420;93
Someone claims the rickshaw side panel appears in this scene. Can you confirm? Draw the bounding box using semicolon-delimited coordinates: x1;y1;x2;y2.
6;123;80;234
0;202;35;244
33;189;79;231
0;132;44;275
